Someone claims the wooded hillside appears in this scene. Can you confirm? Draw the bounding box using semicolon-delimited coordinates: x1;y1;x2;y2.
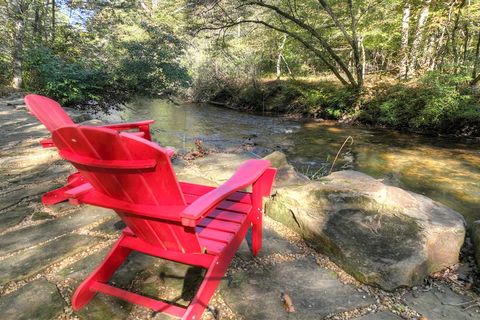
1;0;479;134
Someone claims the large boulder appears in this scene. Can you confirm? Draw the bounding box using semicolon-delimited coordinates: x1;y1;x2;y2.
265;170;466;291
181;151;466;291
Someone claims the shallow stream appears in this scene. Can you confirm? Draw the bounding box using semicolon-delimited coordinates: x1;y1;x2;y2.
123;98;480;225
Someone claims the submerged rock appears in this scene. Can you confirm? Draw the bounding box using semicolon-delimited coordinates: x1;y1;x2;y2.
183;152;466;291
265;170;466;291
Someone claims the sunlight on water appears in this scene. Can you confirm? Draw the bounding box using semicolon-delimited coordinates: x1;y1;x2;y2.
124;98;480;224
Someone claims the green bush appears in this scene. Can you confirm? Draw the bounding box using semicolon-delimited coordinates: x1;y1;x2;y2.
0;55;11;86
360;71;480;135
114;38;190;96
23;46;110;106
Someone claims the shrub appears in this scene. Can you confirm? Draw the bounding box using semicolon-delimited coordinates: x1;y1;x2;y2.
23;46;110;106
360;71;480;135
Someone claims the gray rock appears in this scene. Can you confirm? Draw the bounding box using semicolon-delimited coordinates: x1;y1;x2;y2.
0;206;113;256
0;205;33;232
220;256;373;319
263;151;308;187
56;247;110;282
0;279;65;320
265;170;466;291
0;234;100;285
4;98;25;106
353;311;402;319
236;225;304;258
92;217;125;235
405;284;480;319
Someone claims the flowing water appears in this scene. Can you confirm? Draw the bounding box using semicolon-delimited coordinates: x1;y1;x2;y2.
123;98;480;225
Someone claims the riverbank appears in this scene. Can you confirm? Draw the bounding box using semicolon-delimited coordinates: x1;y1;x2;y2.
192;73;480;137
1;95;480;320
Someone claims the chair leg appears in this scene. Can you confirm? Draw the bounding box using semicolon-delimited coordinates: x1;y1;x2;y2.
182;256;227;320
72;234;132;311
251;220;262;257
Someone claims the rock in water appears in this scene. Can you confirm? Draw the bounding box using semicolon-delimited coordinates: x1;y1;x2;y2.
265;170;466;291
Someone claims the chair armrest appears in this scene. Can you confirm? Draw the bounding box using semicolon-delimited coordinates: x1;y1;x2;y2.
101;119;155;130
180;159;271;227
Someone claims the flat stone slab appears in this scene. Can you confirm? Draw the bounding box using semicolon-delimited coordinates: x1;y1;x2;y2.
236;226;304;258
0;205;33;232
0;206;113;256
92;217;125;235
0;279;65;320
0;234;100;285
405;285;480;319
353;311;402;319
220;256;373;319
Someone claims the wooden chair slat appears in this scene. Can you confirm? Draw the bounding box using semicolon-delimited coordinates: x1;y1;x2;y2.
197;218;242;233
206;209;247;223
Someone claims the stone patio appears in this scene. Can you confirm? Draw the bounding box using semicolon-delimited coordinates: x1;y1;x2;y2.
1;96;480;319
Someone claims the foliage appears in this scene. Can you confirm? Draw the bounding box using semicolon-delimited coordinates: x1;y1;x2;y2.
360;72;480;135
0;0;480;134
23;46;110;106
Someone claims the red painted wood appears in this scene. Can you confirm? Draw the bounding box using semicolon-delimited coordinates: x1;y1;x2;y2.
49;125;276;320
41;173;86;205
24;94;156;205
180;182;252;204
25;94;74;132
183;194;252;214
180;160;270;227
206;209;247;223
197;218;241;233
59;150;157;170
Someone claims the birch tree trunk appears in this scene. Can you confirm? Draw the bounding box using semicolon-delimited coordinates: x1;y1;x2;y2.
276;34;287;80
409;0;432;76
11;1;28;89
51;0;55;41
471;30;480;86
399;3;410;79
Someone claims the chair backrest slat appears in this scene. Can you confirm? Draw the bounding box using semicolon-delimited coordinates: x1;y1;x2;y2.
25;94;75;132
52;125;202;253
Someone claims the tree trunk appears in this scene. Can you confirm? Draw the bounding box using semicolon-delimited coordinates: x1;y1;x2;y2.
471;30;480;86
452;0;467;73
462;23;469;64
276;34;287;80
409;0;432;76
399;3;411;79
51;0;55;42
360;36;365;79
348;0;363;88
12;2;27;89
431;0;456;71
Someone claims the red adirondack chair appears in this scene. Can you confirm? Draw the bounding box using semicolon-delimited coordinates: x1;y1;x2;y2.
24;94;157;205
51;125;276;320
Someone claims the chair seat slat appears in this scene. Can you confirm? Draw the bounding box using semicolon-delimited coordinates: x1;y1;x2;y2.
199;238;226;255
206;209;247;223
184;194;252;214
196;228;234;243
198;218;242;234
